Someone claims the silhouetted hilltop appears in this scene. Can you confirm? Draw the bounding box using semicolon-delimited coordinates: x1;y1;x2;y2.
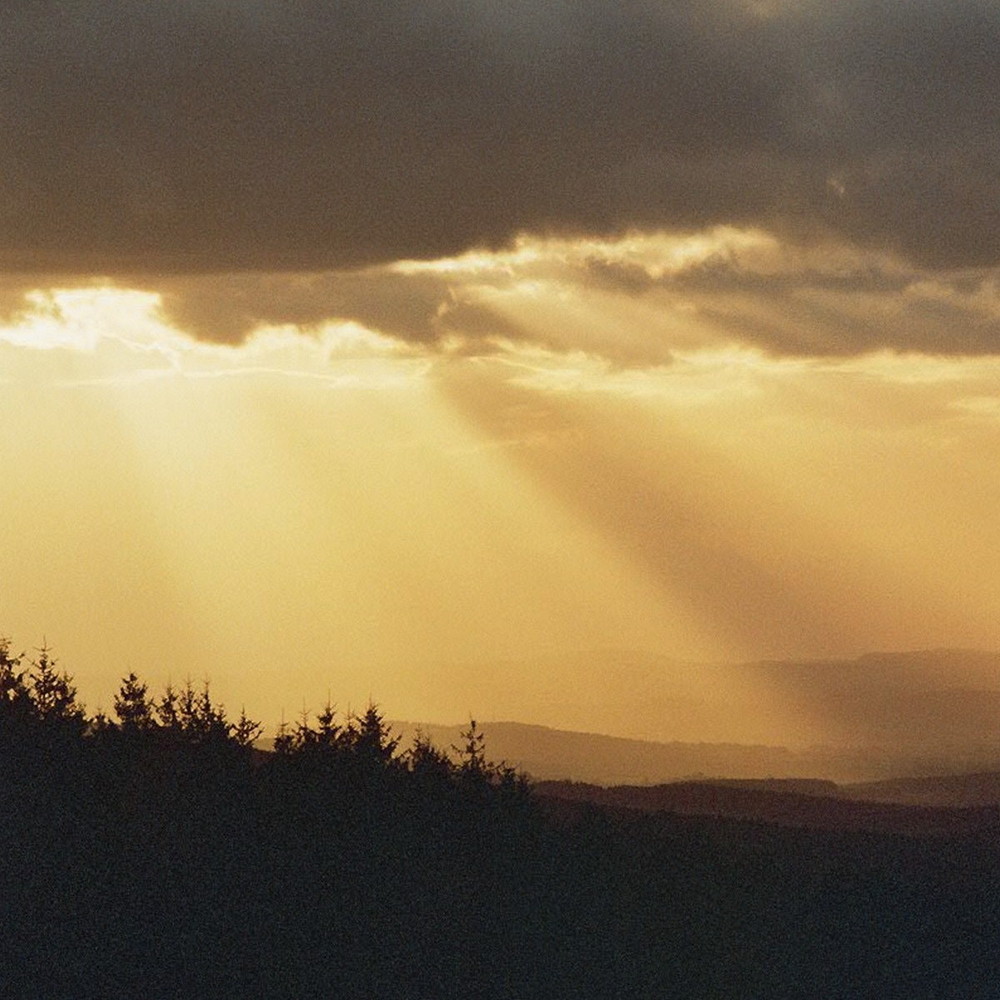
4;634;1000;999
842;770;1000;807
535;779;1000;836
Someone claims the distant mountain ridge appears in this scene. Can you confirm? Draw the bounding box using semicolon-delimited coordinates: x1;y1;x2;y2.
405;647;1000;756
253;649;1000;783
391;647;1000;782
391;719;1000;786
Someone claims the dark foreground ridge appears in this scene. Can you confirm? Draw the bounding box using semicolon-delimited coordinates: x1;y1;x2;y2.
2;637;999;999
535;778;1000;836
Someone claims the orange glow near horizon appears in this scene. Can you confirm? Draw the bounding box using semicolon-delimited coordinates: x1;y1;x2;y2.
3;251;1000;745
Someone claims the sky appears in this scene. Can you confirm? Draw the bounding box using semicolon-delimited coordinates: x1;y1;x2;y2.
3;0;1000;740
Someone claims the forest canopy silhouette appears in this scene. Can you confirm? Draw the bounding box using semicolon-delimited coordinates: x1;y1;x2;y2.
1;634;998;999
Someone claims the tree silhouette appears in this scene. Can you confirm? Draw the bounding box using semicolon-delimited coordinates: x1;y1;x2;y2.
455;718;488;779
113;672;155;731
28;643;83;729
352;702;400;766
0;635;28;718
232;707;263;748
407;728;452;785
3;629;995;1000
316;697;339;746
177;678;229;742
156;681;181;729
273;713;295;755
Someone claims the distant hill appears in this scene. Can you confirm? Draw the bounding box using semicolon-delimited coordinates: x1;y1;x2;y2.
254;648;1000;785
391;720;999;785
394;720;820;782
405;647;1000;756
534;779;1000;836
841;771;1000;808
735;649;1000;751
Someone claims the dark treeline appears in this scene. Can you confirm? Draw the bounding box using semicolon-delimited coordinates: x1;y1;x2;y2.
2;636;999;999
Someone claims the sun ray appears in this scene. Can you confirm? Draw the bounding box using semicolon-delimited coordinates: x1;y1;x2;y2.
3;268;1000;745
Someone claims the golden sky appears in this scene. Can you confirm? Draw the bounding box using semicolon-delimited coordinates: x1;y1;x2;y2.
4;230;1000;738
3;2;1000;741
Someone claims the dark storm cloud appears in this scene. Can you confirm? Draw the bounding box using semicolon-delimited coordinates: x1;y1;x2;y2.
5;0;1000;275
153;271;452;345
148;267;522;347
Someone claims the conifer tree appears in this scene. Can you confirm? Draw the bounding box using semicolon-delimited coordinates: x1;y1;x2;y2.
273;715;294;755
178;678;199;730
0;636;27;710
232;707;263;748
455;718;487;778
316;697;339;747
354;703;400;765
175;679;228;741
293;705;317;750
407;729;452;784
194;680;228;740
0;637;31;742
157;683;180;730
28;644;83;726
114;672;155;731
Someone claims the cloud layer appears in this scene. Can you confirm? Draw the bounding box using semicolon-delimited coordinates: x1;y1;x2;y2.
7;228;1000;361
5;0;1000;273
